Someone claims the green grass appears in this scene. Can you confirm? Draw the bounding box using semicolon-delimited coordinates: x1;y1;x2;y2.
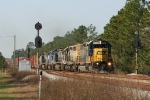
0;70;15;99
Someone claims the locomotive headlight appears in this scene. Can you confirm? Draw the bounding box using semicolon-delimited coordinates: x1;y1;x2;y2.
108;62;111;66
96;63;99;65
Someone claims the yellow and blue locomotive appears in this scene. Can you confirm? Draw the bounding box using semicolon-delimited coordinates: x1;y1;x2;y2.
37;39;114;73
86;39;114;72
61;39;114;73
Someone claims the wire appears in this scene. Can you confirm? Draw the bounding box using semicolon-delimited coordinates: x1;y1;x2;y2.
0;35;14;38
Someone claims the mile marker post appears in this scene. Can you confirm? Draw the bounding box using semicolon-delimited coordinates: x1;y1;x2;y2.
39;71;42;100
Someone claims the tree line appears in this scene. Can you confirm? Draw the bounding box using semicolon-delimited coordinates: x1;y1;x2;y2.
0;52;7;69
8;0;150;75
101;0;150;74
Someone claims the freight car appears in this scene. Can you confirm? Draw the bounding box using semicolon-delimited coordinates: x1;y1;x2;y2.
11;57;29;67
28;55;37;68
29;53;48;69
5;59;12;67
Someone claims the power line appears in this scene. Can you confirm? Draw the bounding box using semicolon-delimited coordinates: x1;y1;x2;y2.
0;35;14;38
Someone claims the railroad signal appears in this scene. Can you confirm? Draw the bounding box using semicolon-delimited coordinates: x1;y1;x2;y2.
137;41;141;49
35;36;42;48
27;47;30;58
35;22;42;30
134;37;141;50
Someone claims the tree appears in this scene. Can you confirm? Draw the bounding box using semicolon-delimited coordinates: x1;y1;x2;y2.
73;25;88;43
86;24;98;41
100;0;150;74
0;52;5;68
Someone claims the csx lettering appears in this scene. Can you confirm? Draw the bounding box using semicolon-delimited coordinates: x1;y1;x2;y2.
97;51;106;55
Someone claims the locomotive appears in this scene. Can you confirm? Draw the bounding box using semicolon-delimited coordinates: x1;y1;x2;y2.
30;39;114;73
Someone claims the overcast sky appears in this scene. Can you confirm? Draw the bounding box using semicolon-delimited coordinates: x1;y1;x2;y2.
0;0;126;58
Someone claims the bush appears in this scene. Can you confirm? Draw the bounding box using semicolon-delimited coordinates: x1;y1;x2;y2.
8;67;37;83
9;67;18;78
41;79;135;100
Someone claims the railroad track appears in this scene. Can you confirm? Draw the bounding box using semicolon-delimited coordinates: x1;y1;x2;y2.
32;68;150;90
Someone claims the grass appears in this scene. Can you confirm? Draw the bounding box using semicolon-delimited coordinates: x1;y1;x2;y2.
1;67;150;100
41;74;150;100
0;67;39;100
41;79;133;100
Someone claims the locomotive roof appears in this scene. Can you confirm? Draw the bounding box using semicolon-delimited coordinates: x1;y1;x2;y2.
63;47;69;51
87;39;111;46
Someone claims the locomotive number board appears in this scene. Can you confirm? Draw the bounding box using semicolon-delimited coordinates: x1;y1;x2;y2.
93;41;106;44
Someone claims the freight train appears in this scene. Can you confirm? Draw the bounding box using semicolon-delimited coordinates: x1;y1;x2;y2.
8;39;114;73
6;57;29;67
33;39;114;73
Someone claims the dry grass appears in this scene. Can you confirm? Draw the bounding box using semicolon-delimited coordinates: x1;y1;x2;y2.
41;79;131;100
9;67;36;81
41;76;150;100
1;67;39;99
3;67;150;100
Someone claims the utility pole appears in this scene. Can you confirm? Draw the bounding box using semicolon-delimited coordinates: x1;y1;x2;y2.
135;47;138;74
14;35;16;68
16;50;21;68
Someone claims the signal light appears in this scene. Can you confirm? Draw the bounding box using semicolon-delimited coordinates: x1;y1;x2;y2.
35;36;42;48
134;37;142;50
137;41;141;49
35;22;42;30
37;25;41;29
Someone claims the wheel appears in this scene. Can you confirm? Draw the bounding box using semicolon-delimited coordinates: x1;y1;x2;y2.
76;66;78;71
78;69;80;73
72;65;77;72
89;66;93;71
85;65;89;71
68;65;72;71
52;65;55;70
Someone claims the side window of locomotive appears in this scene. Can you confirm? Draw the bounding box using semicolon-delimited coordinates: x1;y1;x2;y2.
73;47;76;51
42;55;44;59
70;47;72;50
88;45;93;56
90;45;92;50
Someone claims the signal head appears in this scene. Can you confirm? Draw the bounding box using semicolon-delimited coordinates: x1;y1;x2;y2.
35;22;42;30
35;36;42;48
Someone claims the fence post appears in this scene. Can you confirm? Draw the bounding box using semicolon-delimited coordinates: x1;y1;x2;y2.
39;71;42;100
5;68;6;77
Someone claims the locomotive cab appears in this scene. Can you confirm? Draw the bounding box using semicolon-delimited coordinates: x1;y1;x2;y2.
88;39;114;72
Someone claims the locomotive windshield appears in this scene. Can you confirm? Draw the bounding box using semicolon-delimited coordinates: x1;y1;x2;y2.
94;44;108;48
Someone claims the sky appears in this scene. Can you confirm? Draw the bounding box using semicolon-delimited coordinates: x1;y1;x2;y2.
0;0;126;58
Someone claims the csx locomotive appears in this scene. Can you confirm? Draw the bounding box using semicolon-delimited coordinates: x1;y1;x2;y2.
30;39;114;73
